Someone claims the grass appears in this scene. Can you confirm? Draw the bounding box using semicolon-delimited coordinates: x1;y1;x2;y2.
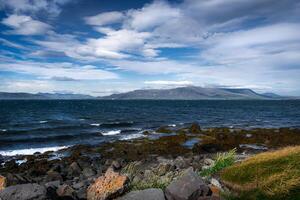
200;148;236;177
221;146;300;200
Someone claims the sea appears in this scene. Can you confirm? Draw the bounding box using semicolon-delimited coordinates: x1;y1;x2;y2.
0;100;299;156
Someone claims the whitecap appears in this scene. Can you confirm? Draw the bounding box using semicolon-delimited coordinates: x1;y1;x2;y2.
102;130;121;136
1;129;7;132
16;159;27;165
120;133;145;140
39;120;48;124
90;123;100;126
0;146;70;156
168;124;176;127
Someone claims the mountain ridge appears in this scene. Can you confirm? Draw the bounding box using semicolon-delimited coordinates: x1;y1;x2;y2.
100;86;285;100
0;87;289;100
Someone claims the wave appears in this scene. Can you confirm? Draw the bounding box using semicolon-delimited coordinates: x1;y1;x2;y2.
120;133;144;140
1;129;7;132
102;130;121;136
39;120;48;124
90;123;100;126
0;145;70;156
120;128;142;133
100;121;134;128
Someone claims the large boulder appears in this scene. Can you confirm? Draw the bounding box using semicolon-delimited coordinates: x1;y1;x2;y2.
0;183;47;200
118;188;165;200
0;175;7;191
165;168;211;200
87;167;128;200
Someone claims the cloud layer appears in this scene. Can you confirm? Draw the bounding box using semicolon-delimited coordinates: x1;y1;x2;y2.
0;0;299;95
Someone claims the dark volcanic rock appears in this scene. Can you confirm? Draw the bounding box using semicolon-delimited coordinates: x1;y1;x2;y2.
0;183;47;200
165;168;211;200
118;188;165;200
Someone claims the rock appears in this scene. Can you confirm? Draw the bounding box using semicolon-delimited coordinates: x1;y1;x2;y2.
0;183;47;200
197;196;221;200
157;163;172;176
83;167;96;178
210;178;222;189
77;157;92;169
209;185;221;197
46;170;63;182
77;188;87;200
73;181;87;190
4;160;18;170
5;173;30;185
165;168;211;200
189;123;201;134
45;180;61;199
174;156;188;169
118;188;165;200
0;175;7;191
111;160;121;170
87;167;128;200
45;180;61;189
204;158;215;166
156;126;173;133
56;184;76;199
70;162;82;176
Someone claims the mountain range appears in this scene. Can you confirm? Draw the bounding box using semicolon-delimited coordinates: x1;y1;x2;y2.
0;87;290;100
0;92;94;100
101;86;284;100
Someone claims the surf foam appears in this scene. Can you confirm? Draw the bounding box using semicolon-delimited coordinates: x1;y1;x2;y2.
102;130;121;136
0;146;70;156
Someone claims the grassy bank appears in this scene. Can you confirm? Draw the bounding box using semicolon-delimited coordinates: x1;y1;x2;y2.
221;146;300;200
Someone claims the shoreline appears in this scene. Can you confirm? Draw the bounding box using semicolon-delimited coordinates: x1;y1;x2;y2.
1;124;300;199
1;125;299;158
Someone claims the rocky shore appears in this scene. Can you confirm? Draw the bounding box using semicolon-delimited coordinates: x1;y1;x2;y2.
0;124;300;200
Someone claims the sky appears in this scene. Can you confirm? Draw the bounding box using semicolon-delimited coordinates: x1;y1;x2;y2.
0;0;300;96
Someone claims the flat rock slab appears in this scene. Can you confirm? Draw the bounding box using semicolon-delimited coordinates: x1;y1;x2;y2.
0;183;47;200
165;168;211;200
118;188;165;200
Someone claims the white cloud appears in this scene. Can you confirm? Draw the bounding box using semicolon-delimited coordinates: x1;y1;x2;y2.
2;14;51;35
34;29;155;60
125;1;181;31
0;80;55;93
84;11;124;26
144;80;193;85
0;61;119;80
0;0;71;16
0;38;26;49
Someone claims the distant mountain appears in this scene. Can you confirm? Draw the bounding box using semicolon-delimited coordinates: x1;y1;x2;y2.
0;92;95;99
101;86;284;100
260;92;282;98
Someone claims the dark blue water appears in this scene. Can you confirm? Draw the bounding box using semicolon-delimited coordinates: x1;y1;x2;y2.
0;100;299;154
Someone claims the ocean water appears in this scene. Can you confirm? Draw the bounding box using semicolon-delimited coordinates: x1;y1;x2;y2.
0;100;299;155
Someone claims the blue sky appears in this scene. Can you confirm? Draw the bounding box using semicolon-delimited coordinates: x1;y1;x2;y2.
0;0;300;96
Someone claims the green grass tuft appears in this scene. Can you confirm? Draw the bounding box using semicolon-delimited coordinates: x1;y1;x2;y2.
200;148;236;177
221;146;300;200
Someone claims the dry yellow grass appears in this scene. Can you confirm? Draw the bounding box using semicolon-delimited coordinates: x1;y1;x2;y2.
221;146;300;199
